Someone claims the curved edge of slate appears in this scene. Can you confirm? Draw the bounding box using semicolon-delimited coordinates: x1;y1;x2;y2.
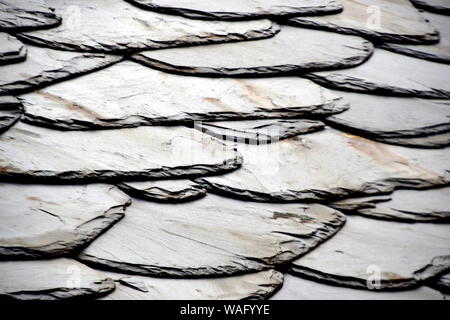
379;42;450;65
289;255;450;291
124;0;343;21
0;6;62;33
0;196;131;259
130;40;374;77
286;17;440;45
410;0;450;15
0;96;22;134
0;35;27;65
116;181;207;203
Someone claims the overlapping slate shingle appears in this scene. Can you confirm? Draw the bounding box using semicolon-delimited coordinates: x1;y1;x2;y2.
0;0;61;32
101;269;283;300
18;0;278;53
380;11;450;64
19;61;346;130
0;258;114;300
305;49;450;98
0;122;241;182
132;26;373;76
287;0;439;44
0;96;21;133
288;216;450;290
0;183;130;258
410;0;450;15
198;128;450;202
0;45;122;96
117;180;207;203
125;0;343;20
324;91;450;148
78;195;345;277
0;33;26;65
331;186;450;222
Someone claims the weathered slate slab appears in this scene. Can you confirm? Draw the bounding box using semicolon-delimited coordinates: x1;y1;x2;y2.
287;0;439;44
78;195;345;277
289;216;450;290
410;0;450;15
0;45;122;96
0;122;242;182
432;272;450;293
197;119;325;144
380;11;450;64
0;258;115;300
325;91;450;147
0;33;26;65
0;96;21;133
132;26;373;76
331;186;450;222
271;274;447;300
0;0;61;32
117;180;207;203
379;132;450;148
306;49;450;99
20;61;347;130
101;269;283;300
18;0;277;53
0;183;130;258
198;128;450;202
126;0;343;20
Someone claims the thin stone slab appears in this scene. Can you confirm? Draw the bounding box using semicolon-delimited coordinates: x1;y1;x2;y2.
289;216;450;290
0;183;130;258
132;26;373;77
325;91;450;147
305;49;450;99
19;61;347;130
100;269;283;300
287;0;439;44
331;186;450;222
197;119;325;144
380;12;450;64
0;45;122;96
117;180;207;203
0;0;61;32
197;128;450;202
0;33;26;65
126;0;343;20
380;132;450;148
78;195;345;277
0;259;115;300
0;96;21;134
0;122;241;182
271;274;447;300
18;0;277;53
410;0;450;15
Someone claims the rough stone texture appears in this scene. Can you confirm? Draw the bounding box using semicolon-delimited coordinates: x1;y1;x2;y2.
0;122;242;182
289;216;450;290
271;274;447;299
117;180;207;203
0;0;61;32
0;45;122;96
380;11;450;64
19;61;347;130
0;96;21;134
432;272;450;293
197;119;325;144
132;26;374;76
198;128;450;202
0;183;130;258
0;258;115;300
287;0;439;44
305;49;450;99
410;0;450;15
331;186;450;222
0;33;26;65
126;0;343;20
100;269;283;300
78;195;345;277
18;0;278;53
325;91;450;148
